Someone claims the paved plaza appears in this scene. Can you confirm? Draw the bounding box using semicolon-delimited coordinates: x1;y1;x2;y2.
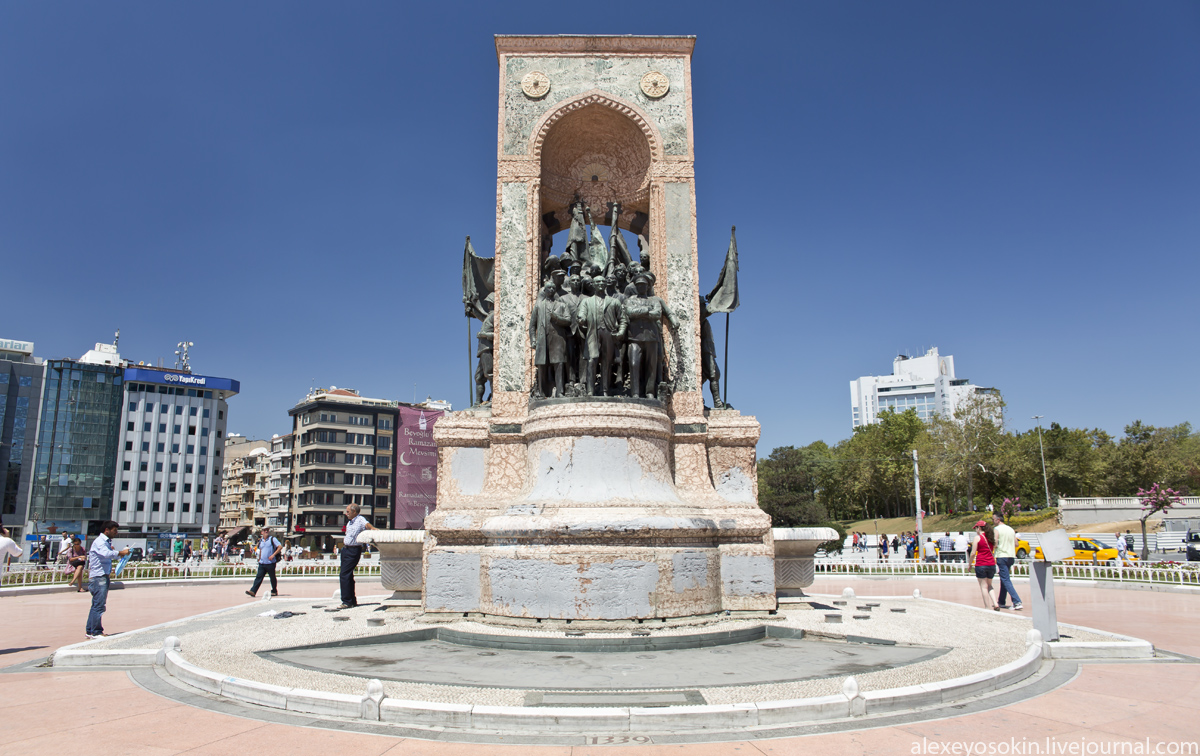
2;576;1198;754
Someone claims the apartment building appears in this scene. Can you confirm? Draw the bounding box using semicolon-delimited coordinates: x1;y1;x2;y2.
266;433;294;530
288;387;397;552
218;435;270;532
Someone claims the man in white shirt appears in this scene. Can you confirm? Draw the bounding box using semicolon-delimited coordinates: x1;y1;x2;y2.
991;513;1023;610
1116;532;1130;566
0;527;23;576
86;520;130;638
336;503;376;609
953;532;970;561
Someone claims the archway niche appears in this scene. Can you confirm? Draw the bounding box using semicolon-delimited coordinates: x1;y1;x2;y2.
537;103;653;244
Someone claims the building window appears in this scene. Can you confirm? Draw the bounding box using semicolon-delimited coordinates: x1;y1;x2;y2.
123;461;131;471
169;482;176;493
203;408;210;418
127;422;135;432
160;405;168;414
136;501;144;512
189;407;197;416
140;461;148;472
219;410;224;420
377;437;391;450
188;425;196;435
167;502;175;512
201;427;209;437
377;456;390;469
129;401;138;411
375;476;389;489
200;446;207;456
170;463;178;473
141;442;150;452
155;462;163;472
158;423;165;433
185;464;193;474
173;424;181;434
154;482;162;492
119;501;128;511
152;501;160;511
199;465;205;475
120;481;129;491
126;441;134;451
157;443;165;452
187;444;195;454
170;443;178;453
197;484;204;494
146;403;154;413
138;482;147;492
182;502;190;512
184;483;191;493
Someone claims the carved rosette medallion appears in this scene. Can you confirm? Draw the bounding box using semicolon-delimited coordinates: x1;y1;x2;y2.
640;71;670;99
521;71;551;99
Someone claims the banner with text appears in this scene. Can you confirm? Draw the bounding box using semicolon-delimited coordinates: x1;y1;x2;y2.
394;406;443;529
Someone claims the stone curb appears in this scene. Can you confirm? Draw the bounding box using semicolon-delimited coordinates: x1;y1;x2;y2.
65;635;1047;733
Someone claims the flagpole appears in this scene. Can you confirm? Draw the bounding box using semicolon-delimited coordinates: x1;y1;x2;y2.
723;313;730;406
466;316;473;407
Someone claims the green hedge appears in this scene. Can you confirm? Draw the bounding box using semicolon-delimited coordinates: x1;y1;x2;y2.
1009;509;1059;527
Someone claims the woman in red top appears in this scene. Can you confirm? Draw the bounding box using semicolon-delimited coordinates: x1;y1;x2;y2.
970;520;999;610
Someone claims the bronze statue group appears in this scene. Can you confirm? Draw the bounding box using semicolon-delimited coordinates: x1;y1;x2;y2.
467;196;736;411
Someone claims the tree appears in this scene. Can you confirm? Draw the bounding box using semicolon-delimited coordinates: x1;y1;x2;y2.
929;391;1005;511
758;442;833;527
1136;484;1185;560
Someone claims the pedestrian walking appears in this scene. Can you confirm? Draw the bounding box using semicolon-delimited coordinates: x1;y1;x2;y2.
953;531;969;562
970;520;998;610
245;527;283;598
336;504;376;609
86;521;130;638
1116;531;1130;566
991;513;1023;610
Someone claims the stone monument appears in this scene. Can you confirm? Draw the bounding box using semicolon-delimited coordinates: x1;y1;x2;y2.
425;35;773;620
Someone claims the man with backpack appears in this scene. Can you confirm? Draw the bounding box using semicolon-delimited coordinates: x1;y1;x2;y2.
245;527;283;598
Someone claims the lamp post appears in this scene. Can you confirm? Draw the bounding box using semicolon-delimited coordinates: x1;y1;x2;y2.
1032;415;1051;508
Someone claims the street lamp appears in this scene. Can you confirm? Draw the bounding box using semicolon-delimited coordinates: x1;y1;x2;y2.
1032;416;1051;508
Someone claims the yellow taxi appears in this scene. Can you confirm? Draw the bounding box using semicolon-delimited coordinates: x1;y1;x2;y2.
1015;539;1031;559
1031;535;1138;565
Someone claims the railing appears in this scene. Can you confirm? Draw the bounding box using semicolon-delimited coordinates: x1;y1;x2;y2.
814;559;1200;586
0;559;382;589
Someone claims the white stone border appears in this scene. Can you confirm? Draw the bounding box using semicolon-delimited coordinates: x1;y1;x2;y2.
57;628;1053;733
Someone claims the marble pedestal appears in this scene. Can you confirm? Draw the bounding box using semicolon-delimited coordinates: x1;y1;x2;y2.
422;401;775;620
358;529;424;600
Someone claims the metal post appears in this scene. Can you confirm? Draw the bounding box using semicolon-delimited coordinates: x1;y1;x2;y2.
1029;561;1060;641
912;450;922;549
723;313;730;406
1033;416;1051;507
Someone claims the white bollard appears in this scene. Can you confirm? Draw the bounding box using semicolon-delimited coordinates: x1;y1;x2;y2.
842;587;855;599
913;589;921;599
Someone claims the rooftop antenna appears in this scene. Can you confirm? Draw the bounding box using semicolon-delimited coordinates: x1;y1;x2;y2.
174;341;194;372
113;329;120;348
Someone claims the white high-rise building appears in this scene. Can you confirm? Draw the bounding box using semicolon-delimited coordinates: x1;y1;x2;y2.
849;347;997;429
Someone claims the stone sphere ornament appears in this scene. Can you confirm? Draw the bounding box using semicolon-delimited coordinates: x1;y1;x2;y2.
640;71;670;98
521;70;551;99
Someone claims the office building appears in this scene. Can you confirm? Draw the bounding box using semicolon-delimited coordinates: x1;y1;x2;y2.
27;341;127;538
850;347;999;429
113;365;239;539
288;387;397;552
0;338;44;538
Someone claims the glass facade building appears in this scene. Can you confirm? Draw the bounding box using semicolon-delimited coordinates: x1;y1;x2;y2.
0;345;44;530
30;359;125;524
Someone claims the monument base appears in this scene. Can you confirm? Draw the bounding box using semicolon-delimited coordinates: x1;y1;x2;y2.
424;401;775;620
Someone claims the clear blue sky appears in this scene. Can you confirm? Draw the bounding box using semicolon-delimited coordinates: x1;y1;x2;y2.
3;2;1197;453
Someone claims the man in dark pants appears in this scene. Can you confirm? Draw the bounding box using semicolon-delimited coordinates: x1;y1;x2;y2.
245;527;282;598
86;520;130;639
337;503;376;609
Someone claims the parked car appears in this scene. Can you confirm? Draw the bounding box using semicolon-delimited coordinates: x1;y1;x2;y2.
1015;539;1031;559
1186;530;1199;562
1032;535;1138;565
128;547;144;562
148;550;168;562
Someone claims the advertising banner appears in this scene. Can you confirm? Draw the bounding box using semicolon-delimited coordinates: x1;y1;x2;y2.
395;406;443;529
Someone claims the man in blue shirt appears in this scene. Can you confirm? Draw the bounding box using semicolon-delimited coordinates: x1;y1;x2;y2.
86;521;130;639
337;503;376;609
245;527;283;598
